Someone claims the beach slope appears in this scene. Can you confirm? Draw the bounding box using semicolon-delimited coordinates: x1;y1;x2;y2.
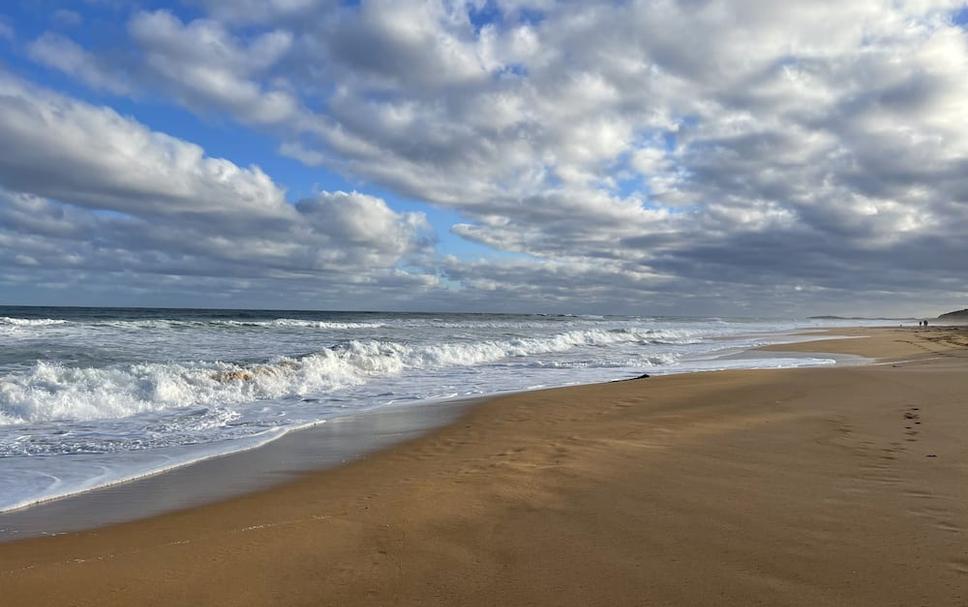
2;327;967;606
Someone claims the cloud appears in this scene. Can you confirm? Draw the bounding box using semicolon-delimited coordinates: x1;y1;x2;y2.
28;32;130;94
0;73;287;220
0;17;14;43
13;0;968;314
190;0;334;25
319;0;492;88
128;10;300;125
0;74;435;299
296;191;432;265
52;9;83;27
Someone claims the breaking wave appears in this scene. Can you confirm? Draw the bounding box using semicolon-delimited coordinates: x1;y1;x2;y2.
0;327;685;426
0;317;67;327
96;318;389;330
0;316;691;334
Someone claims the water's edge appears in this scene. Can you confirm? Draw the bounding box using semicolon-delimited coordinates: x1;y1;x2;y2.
0;396;476;540
0;333;871;541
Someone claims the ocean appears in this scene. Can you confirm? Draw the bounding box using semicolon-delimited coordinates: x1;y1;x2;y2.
0;306;879;512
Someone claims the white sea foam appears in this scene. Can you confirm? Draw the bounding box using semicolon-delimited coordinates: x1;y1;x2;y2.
0;327;694;426
0;421;320;513
0;311;885;516
206;319;389;329
0;317;67;326
93;318;388;330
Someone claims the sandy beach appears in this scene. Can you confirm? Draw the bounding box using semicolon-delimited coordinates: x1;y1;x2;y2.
2;326;967;606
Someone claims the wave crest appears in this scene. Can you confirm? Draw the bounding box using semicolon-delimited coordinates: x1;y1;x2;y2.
0;317;67;327
0;327;684;425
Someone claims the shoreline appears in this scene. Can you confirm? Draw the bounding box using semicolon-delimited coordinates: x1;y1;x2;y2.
0;329;864;535
3;326;967;605
0;397;474;540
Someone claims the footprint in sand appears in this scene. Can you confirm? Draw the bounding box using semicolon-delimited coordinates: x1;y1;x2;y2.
902;407;922;441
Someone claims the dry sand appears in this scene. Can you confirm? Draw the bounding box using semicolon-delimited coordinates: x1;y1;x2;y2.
2;326;968;606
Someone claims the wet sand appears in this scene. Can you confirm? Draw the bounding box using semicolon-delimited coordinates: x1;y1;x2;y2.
0;398;471;540
2;326;967;606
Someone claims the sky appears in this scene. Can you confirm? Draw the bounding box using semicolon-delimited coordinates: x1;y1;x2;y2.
0;0;967;317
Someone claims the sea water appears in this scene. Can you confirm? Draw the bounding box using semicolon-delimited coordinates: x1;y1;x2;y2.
0;307;883;512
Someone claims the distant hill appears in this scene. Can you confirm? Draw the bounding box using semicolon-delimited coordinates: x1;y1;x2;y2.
938;308;968;319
